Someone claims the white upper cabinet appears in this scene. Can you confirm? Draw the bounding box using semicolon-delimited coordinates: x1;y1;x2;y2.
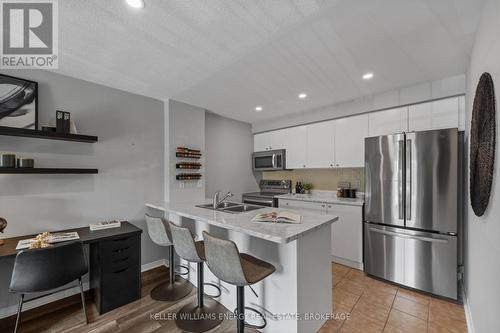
334;114;368;167
368;107;408;136
253;96;464;168
408;96;460;132
253;129;287;152
306;120;335;168
286;126;307;169
253;132;271;152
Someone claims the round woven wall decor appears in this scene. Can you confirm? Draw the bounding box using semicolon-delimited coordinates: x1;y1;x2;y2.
470;72;496;217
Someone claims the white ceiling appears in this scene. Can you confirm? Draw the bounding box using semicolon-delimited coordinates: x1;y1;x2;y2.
56;0;484;123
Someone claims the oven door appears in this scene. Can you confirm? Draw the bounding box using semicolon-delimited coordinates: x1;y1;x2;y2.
252;150;285;171
242;196;276;207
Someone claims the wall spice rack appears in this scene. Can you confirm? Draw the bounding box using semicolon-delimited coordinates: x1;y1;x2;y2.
176;147;202;180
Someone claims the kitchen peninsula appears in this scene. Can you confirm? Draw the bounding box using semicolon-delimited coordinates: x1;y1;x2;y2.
146;200;338;333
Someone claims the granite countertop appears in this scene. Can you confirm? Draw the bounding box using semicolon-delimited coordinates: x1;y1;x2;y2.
145;201;338;244
276;192;364;207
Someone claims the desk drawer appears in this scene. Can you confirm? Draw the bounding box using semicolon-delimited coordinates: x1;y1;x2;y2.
101;236;139;272
91;233;141;314
102;264;140;307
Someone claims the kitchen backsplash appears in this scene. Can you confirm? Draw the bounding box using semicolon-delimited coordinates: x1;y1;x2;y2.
262;168;364;191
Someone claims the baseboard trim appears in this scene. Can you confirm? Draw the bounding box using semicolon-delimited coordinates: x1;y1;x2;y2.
141;258;168;272
332;256;363;270
0;259;169;320
462;284;475;333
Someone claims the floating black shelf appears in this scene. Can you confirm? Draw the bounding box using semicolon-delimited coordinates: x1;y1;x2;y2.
0;126;98;143
0;168;98;174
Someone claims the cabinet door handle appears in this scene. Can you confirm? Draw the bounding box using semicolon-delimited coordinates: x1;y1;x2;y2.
328;205;332;208
112;257;129;264
321;204;325;208
113;247;129;253
113;267;129;274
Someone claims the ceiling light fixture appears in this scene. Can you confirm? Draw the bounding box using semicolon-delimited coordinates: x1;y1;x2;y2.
363;72;374;80
298;93;307;99
255;106;263;112
126;0;145;9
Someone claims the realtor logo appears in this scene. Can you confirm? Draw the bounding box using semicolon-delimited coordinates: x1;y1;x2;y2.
0;0;58;68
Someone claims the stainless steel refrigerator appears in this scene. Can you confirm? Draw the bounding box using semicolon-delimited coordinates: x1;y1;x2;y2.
364;128;462;300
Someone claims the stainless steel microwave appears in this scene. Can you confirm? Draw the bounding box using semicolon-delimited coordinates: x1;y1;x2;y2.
252;149;286;171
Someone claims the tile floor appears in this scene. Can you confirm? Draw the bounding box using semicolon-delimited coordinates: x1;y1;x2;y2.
319;263;468;333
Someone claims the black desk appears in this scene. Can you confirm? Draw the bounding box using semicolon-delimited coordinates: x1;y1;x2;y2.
0;222;142;314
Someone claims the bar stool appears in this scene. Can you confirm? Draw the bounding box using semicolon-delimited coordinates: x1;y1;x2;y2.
169;222;225;332
202;231;276;333
146;215;192;301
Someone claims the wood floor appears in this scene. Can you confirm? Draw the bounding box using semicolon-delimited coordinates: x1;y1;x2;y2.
0;266;257;333
0;264;467;333
320;263;468;333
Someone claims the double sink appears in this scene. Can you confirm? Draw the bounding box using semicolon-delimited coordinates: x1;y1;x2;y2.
196;202;264;214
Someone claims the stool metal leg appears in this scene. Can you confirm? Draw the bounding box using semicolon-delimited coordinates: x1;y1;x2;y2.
14;294;24;333
150;245;192;301
78;278;89;324
175;262;225;332
169;245;175;282
197;262;204;308
236;286;245;333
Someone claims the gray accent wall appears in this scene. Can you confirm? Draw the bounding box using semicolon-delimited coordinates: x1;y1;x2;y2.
0;69;165;314
464;0;500;331
205;112;259;201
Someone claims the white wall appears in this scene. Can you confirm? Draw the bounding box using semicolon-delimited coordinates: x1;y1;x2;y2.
0;69;165;313
252;74;465;133
205;112;260;201
465;1;500;332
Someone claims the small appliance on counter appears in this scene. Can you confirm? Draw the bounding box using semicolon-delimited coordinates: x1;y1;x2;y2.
0;153;16;168
242;179;292;207
336;182;357;198
17;158;34;168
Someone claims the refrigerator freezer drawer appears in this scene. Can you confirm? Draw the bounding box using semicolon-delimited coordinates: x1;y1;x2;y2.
364;223;458;300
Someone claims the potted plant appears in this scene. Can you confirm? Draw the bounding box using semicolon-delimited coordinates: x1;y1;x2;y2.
302;183;313;194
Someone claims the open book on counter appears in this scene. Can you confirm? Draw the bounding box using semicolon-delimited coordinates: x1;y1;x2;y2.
252;211;303;224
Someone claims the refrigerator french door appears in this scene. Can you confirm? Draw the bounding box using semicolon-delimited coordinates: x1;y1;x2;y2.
364;129;459;300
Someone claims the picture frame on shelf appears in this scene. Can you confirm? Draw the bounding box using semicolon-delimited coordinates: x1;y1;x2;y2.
0;74;38;130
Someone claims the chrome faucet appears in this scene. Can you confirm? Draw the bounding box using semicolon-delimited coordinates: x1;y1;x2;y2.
212;191;233;209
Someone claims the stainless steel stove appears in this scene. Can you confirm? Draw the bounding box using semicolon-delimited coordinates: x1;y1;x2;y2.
242;180;292;207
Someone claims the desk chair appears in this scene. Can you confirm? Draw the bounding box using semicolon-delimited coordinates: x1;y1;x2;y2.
9;241;89;333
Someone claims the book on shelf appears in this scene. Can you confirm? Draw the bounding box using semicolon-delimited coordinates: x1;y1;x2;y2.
251;211;303;224
90;220;121;231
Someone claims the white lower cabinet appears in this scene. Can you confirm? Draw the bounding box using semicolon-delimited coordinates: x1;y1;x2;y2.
278;198;363;269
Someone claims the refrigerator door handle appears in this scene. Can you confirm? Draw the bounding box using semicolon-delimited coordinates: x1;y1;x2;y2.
398;140;404;220
368;227;449;244
406;140;412;221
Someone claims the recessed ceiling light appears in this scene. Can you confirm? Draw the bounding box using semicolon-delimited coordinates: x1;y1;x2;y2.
255;106;263;112
298;93;307;99
363;72;374;80
126;0;145;9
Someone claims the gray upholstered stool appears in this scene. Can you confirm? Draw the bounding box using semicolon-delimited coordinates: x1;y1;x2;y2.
202;231;276;333
146;215;192;301
169;222;225;332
